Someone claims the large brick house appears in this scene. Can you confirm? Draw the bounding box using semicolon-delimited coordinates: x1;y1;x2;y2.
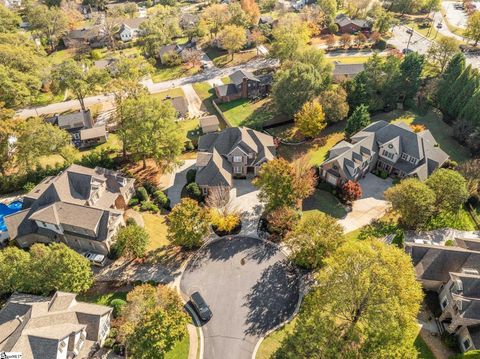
214;70;272;103
335;14;372;34
5;164;135;255
319;121;449;187
195;127;275;195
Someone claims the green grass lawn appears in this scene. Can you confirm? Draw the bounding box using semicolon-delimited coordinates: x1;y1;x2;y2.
79;291;128;306
38;133;122;168
165;333;189;359
152;87;186;100
204;47;258;68
48;49;78;65
302;189;347;219
218;98;274;129
414;333;436;359
151;64;201;83
179;118;202;144
192;82;218;115
256;318;297;359
143;213;170;252
373;109;472;163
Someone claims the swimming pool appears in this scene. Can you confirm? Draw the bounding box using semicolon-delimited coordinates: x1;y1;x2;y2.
0;200;23;232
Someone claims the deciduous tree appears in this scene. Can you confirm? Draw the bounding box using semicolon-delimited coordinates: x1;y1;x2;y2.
294;99;326;138
115;224;150;259
117;95;184;169
465;11;480;45
340;180;362;203
218;25;247;59
427;37;460;74
0;4;21;33
270;14;310;62
201;4;231;37
385;178;436;229
275;240;422;358
168;198;210;249
426;168;469;213
140;8;181;58
240;0;260;26
285;212;344;269
318;88;349;123
26;4;69;52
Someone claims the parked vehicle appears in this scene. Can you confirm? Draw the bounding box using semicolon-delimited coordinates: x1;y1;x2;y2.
190;292;212;321
82;252;107;266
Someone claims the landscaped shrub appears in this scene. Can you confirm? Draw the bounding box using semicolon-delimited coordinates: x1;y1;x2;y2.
379;170;389;179
266;206;300;240
340;180;362;204
90;49;103;60
186;169;197;184
136;187;149;202
22;182;36;192
210;208;241;234
186;183;203;201
184;140;194;151
77;148;114;169
125;218;137;226
445;239;455;246
103;338;115;349
153;190;169;208
140;201;160;213
442;332;458;350
143;181;157;195
373;39;387;50
110;298;127;318
128;198;139;207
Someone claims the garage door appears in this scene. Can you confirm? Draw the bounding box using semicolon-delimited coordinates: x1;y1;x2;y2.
326;173;338;186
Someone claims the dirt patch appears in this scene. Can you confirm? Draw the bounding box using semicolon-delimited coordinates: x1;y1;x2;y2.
122;159;166;187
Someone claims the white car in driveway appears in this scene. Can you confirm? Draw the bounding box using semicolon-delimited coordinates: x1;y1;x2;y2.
82;252;107;267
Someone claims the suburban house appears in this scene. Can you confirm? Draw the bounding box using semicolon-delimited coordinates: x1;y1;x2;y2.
118;18;147;42
319;121;449;187
158;44;183;64
199;115;220;134
0;291;112;358
63;26;104;49
335;14;372;33
406;234;480;353
1;0;21;7
46;110;108;149
5;164;135;255
333;63;365;83
214;70;272;103
195;127;275;195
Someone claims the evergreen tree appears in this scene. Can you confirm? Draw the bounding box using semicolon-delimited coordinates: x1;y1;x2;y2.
436;53;466;111
345;105;371;137
448;69;479;120
460;89;480;127
439;65;472;120
400;52;425;100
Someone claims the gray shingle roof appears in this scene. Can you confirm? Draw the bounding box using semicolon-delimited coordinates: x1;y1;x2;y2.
333;63;365;76
216;83;239;97
229;70;259;86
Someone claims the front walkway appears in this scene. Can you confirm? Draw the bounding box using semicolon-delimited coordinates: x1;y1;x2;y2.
165;160;196;207
338;173;393;233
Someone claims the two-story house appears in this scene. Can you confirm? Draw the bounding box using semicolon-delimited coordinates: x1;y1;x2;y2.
195;127;276;195
406;235;480;353
5;165;135;255
47;110;108;149
0;291;112;358
319;121;449;187
118;18;147;42
214;70;272;103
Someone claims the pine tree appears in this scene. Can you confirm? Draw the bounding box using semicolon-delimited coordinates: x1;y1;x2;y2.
440;65;472;121
448;69;479;119
345;104;371;137
460;89;480;127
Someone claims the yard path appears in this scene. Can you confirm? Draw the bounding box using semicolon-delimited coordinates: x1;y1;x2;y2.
181;84;204;117
166;159;196;207
419;327;456;359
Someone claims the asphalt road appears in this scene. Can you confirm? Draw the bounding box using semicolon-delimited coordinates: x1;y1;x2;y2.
180;237;300;359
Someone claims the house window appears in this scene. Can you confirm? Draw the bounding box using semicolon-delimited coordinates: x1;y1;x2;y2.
409;157;417;164
401;153;408;160
202;187;208;195
463;338;472;351
382;150;394;160
233;156;242;163
441;296;448;310
234;167;242;174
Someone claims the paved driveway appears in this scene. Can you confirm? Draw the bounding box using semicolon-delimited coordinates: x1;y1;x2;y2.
180;237;299;359
166;160;196;206
338;173;393;233
230;179;262;237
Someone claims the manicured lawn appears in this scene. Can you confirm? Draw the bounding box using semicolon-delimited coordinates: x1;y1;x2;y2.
151;64;201;83
307;132;345;166
78;291;128;306
48;49;78;65
256;318;297;359
204;46;258;68
165;334;189;359
414;333;436;359
218;98;274;129
38;133;122;168
192;82;219;115
302;190;347;219
325;56;372;64
179;118;202;144
143;213;169;252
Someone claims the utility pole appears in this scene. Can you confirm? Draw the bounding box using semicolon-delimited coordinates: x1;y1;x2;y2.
406;27;414;51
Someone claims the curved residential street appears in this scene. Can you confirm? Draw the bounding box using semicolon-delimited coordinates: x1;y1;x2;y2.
180;237;300;359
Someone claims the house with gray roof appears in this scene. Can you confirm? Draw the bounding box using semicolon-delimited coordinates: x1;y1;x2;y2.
319;121;449;187
333;63;365;83
335;14;372;33
118;17;147;42
47;110;108;149
195;127;275;195
5;164;135;255
0;291;112;359
214;70;272;103
406;236;480;353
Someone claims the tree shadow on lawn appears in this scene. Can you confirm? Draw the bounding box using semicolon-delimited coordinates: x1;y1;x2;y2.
243;260;300;337
302;190;348;219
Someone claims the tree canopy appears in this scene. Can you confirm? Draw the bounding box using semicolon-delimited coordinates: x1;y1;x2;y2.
0;4;21;33
275;240;423;358
285;212;344;269
294;99;327;138
115;224;150;259
425;168;469;213
270;14;311;62
218;25;247;59
344;104;371;137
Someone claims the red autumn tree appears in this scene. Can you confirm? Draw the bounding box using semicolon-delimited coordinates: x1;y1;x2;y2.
341;180;362;203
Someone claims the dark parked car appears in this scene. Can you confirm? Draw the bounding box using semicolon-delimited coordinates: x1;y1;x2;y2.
190;292;212;321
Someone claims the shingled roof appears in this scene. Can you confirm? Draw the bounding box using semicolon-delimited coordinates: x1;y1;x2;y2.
0;292;111;359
